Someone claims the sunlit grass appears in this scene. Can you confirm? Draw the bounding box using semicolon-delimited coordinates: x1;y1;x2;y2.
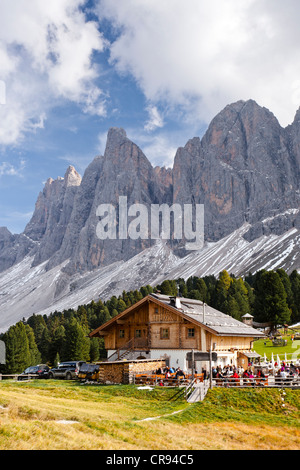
253;336;300;361
0;380;299;450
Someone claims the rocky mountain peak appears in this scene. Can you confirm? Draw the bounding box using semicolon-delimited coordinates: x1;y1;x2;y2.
107;127;127;139
104;127;128;155
0;226;12;238
0;99;299;279
0;99;300;329
64;165;81;187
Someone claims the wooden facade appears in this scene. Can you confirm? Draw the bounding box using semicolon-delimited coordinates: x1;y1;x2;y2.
91;296;212;352
90;295;263;370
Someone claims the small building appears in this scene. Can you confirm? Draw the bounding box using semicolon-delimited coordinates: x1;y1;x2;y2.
237;350;261;368
89;293;264;372
242;313;254;326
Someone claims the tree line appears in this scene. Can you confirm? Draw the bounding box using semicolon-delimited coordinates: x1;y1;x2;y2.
160;268;299;325
0;269;299;374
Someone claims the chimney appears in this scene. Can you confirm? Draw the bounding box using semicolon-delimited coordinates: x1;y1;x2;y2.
170;296;181;309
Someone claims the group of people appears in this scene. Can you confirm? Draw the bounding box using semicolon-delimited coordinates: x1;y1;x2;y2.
155;366;186;379
274;361;300;384
211;364;267;386
211;360;300;387
153;358;300;387
212;365;252;379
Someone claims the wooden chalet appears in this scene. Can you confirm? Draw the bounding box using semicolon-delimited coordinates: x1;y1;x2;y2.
89;293;264;372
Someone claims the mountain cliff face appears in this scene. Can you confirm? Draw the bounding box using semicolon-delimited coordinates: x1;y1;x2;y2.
1;99;299;275
0;99;299;329
45;127;168;274
173;100;300;243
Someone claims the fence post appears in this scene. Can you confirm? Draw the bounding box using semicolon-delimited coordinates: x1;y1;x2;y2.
209;348;213;389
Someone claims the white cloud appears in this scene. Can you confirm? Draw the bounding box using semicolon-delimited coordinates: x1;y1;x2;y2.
0;159;26;177
0;0;106;146
144;105;165;132
124;128;181;168
98;0;300;127
139;134;177;168
97;126;178;168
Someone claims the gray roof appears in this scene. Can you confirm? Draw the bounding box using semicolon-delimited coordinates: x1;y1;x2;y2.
239;351;261;358
151;294;264;338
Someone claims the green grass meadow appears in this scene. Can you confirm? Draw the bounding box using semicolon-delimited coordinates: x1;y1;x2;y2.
0;380;299;450
253;334;300;362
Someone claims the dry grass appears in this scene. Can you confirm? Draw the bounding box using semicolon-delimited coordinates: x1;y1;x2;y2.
0;381;299;450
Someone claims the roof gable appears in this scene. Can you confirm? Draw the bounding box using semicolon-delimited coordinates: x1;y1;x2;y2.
89;293;264;338
152;294;264;337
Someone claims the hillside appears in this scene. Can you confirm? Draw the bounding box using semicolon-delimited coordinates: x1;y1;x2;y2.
0;224;299;332
0;381;299;450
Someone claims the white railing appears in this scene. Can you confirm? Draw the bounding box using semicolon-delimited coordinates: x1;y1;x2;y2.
212;375;300;388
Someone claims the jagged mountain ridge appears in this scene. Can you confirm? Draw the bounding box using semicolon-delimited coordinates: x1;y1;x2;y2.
0;99;299;330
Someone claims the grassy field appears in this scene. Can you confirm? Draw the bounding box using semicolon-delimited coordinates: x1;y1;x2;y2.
253;336;300;361
0;380;299;450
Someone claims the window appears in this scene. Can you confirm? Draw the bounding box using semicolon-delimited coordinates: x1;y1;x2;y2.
135;329;142;338
160;328;169;339
119;329;125;338
187;328;195;338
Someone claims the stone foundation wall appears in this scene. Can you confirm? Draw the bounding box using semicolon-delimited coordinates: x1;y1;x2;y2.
98;359;165;384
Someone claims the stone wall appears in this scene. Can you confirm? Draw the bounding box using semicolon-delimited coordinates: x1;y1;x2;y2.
97;359;165;384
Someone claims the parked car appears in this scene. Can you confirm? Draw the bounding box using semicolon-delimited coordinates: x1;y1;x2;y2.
77;363;100;382
48;361;86;380
18;364;50;381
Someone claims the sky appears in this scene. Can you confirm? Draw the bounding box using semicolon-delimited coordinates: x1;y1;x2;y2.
1;0;300;234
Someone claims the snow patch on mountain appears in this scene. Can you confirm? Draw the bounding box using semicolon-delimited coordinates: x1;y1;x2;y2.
0;224;299;332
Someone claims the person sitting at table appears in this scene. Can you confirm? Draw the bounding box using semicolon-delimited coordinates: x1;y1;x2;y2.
231;370;240;386
175;367;185;379
257;369;265;378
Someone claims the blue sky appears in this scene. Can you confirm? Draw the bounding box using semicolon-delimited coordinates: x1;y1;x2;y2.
1;0;300;233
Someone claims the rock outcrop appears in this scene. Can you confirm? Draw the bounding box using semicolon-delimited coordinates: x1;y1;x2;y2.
0;99;299;277
173;100;300;245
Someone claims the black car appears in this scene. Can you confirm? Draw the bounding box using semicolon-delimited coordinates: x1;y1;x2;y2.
18;364;50;381
48;361;86;380
77;363;100;382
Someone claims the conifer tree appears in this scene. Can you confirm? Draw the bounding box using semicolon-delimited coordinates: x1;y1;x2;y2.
3;322;32;373
253;271;291;330
25;324;41;365
89;337;100;362
64;318;90;361
194;278;208;302
290;270;300;323
48;325;66;365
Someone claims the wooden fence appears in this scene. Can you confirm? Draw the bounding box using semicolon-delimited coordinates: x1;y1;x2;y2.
133;372;204;387
0;374;39;381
